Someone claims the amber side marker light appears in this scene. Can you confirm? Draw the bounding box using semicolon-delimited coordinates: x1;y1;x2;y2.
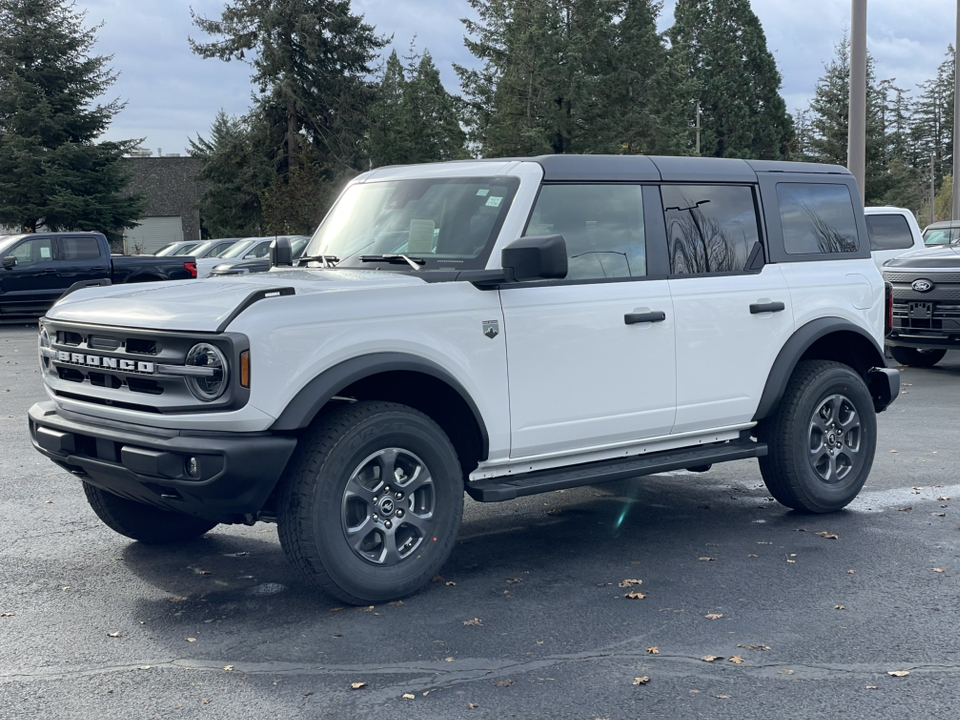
240;351;250;388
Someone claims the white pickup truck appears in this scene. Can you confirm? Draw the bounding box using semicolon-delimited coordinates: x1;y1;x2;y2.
864;206;925;270
29;155;899;604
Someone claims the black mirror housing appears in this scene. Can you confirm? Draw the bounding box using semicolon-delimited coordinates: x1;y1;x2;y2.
270;237;294;266
501;235;567;281
2;256;17;269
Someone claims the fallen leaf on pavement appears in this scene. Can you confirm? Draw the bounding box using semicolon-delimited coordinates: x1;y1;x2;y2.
224;665;234;672
625;591;647;599
463;618;483;626
933;568;946;573
835;605;846;610
847;570;856;574
887;670;910;678
729;656;744;664
632;676;650;685
445;657;454;662
506;578;523;585
716;694;731;699
647;646;659;655
351;682;367;690
106;632;121;638
186;638;197;643
816;532;839;540
402;693;415;700
780;669;795;675
737;644;770;651
619;579;642;588
699;557;716;562
701;655;723;662
468;703;479;709
705;614;723;620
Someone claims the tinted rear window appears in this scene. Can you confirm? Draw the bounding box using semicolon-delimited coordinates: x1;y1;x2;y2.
777;184;859;255
865;214;914;251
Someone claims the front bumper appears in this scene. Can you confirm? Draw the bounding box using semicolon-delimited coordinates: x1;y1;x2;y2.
29;401;297;523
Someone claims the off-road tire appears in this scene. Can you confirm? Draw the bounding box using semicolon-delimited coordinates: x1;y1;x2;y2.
276;401;463;605
758;360;876;513
889;346;947;368
83;483;218;543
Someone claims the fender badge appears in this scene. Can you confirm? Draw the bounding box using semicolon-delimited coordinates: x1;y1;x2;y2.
482;320;500;339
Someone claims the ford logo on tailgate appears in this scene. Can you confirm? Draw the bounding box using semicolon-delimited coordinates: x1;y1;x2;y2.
911;279;934;293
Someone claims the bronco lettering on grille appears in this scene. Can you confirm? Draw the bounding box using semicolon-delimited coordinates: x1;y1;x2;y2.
55;351;156;374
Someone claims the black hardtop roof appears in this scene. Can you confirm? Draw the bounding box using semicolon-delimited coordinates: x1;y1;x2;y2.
924;219;960;230
532;154;850;183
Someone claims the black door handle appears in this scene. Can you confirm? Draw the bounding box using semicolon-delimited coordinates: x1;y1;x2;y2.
624;311;666;325
750;301;785;314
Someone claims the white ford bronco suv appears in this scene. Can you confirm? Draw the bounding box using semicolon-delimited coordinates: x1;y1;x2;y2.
29;156;899;604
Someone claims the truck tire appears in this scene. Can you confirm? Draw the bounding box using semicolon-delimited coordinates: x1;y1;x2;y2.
889;346;947;368
758;360;876;513
276;401;463;605
83;483;218;543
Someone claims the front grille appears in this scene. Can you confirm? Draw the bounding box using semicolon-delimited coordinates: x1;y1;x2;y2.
40;320;248;414
892;301;960;335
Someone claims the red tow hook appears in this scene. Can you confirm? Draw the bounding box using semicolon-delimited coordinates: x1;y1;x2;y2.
185;261;198;278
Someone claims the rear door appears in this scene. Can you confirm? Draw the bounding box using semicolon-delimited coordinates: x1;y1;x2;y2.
56;235;111;287
661;184;795;434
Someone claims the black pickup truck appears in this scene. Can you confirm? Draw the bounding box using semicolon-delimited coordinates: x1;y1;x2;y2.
0;232;197;316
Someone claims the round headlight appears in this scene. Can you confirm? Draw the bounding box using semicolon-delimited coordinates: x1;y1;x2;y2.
184;343;228;401
38;325;51;372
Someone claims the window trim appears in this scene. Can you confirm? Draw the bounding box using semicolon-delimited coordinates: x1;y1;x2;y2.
758;175;870;264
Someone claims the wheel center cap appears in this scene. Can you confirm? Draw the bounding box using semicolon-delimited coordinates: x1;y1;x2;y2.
378;497;396;517
827;432;837;447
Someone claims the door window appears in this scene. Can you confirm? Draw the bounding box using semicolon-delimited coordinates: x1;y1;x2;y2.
60;237;102;260
662;185;760;275
11;238;55;266
524;184;646;280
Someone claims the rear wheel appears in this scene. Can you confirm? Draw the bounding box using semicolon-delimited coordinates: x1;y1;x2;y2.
758;360;876;513
889;346;946;368
277;401;463;605
83;483;217;543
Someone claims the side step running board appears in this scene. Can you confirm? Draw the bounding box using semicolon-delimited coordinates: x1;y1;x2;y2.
466;438;767;502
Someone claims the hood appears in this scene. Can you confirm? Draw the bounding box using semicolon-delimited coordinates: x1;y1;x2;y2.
46;268;426;332
884;244;960;270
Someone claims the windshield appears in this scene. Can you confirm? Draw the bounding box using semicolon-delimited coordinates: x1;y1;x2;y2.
303;177;520;270
923;227;959;246
0;235;28;256
219;238;260;259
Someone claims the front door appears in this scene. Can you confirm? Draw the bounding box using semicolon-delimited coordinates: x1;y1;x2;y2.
0;236;61;313
500;183;676;460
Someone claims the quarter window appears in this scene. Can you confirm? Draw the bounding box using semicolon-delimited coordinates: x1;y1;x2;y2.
662;185;760;275
865;214;914;251
777;184;859;255
525;184;646;280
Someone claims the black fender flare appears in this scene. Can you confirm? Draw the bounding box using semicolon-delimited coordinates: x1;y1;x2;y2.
270;352;490;456
752;317;887;422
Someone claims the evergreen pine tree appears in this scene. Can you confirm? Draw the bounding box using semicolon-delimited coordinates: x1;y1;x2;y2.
0;0;144;238
367;51;410;168
911;46;955;193
404;51;468;163
668;0;794;159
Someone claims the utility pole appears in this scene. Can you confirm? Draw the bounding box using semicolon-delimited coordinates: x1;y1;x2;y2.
695;103;702;155
953;0;960;219
932;152;937;225
848;0;867;205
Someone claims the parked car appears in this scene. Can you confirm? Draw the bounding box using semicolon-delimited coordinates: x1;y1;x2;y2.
864;206;925;270
0;232;197;316
921;219;960;247
154;240;203;257
883;242;960;367
187;238;243;259
29;155;898;605
196;236;308;277
209;236;310;276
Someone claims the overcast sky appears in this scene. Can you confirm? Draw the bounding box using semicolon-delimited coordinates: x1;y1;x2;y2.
78;0;958;155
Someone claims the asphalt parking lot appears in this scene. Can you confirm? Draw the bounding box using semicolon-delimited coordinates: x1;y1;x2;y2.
2;324;960;719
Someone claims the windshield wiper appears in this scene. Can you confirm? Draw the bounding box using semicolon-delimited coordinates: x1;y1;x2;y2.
360;254;425;270
298;254;340;268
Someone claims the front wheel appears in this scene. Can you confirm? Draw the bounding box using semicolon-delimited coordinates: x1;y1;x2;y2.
277;401;464;605
889;346;947;368
758;360;877;513
83;483;218;543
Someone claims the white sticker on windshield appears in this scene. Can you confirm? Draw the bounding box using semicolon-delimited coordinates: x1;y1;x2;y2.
407;219;435;253
476;189;489;196
40;246;51;258
485;196;503;207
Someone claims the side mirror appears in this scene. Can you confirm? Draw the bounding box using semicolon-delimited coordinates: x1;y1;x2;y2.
2;256;17;269
501;235;567;281
270;237;293;266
